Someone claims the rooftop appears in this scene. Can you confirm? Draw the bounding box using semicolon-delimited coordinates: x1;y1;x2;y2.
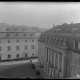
44;23;80;34
40;23;80;41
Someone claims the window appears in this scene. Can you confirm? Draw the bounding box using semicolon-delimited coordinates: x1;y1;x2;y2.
49;49;52;64
0;46;1;52
73;41;75;49
75;40;78;49
78;71;80;76
25;54;27;57
0;40;1;43
72;67;76;76
16;45;20;51
8;54;11;58
73;54;77;63
17;40;19;43
24;45;28;50
30;34;32;36
47;48;48;62
78;41;80;49
25;40;27;42
23;34;26;36
6;33;10;37
14;33;19;37
7;46;11;51
52;51;54;65
59;52;62;72
55;51;58;68
31;45;35;50
32;40;34;42
0;54;1;60
32;53;34;56
30;33;34;36
16;54;19;58
24;52;28;57
78;56;80;65
8;40;11;43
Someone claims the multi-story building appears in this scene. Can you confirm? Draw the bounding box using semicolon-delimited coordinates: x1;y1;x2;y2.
38;23;80;79
0;25;42;62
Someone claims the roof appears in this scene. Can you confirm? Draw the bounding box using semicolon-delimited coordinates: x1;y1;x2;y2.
44;23;80;34
0;32;38;39
0;23;46;33
40;23;80;41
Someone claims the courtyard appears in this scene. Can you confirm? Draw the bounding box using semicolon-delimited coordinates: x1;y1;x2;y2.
0;62;43;79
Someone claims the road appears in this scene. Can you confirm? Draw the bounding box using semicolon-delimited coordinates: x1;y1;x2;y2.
0;62;42;78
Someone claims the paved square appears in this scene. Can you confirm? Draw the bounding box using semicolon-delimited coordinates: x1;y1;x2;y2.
0;62;42;78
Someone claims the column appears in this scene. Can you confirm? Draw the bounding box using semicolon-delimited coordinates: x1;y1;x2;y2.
58;53;60;78
63;53;67;78
44;47;48;72
52;49;54;66
58;52;59;70
59;52;63;79
62;54;64;78
52;50;54;78
54;51;56;79
50;49;53;65
47;48;49;74
54;51;55;68
48;48;49;63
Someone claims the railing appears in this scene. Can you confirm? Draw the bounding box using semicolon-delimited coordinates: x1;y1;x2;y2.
0;56;38;63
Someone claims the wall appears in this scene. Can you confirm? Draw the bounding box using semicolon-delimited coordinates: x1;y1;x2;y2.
38;41;46;66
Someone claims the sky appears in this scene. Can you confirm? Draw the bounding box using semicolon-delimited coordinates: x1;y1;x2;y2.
0;2;80;29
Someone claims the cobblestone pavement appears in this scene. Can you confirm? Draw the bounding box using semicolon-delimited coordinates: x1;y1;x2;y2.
0;62;43;79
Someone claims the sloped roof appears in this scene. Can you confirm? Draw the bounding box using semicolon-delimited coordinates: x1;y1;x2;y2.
44;23;80;34
39;23;80;41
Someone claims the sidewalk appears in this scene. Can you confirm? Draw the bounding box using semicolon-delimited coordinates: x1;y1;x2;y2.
34;62;49;79
0;59;38;66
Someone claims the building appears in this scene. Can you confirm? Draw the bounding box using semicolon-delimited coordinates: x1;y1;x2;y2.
38;23;80;79
0;25;43;62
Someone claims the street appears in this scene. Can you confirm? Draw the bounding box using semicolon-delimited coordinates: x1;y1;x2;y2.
0;62;42;78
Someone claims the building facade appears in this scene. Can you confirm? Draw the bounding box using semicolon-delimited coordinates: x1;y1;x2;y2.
0;26;41;62
38;23;80;79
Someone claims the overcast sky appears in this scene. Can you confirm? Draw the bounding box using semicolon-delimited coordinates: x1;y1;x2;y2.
0;2;80;29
